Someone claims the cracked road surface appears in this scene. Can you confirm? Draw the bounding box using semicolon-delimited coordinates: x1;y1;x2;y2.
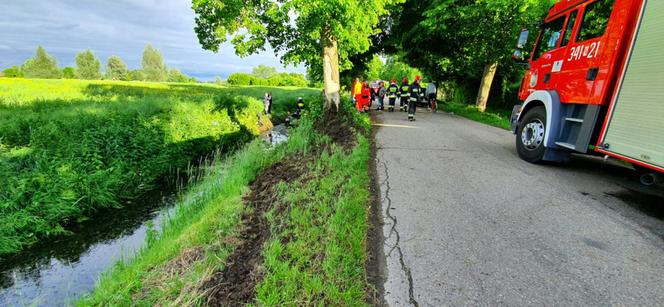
374;110;664;306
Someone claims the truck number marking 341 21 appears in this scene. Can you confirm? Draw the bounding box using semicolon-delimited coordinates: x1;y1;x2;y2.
568;41;601;61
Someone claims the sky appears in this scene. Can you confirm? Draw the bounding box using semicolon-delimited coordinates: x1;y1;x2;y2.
0;0;305;80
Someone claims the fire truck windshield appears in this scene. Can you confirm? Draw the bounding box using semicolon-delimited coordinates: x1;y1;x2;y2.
533;16;566;60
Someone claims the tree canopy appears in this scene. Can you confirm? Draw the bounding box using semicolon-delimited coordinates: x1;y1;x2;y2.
21;46;63;79
2;65;21;78
75;50;102;80
252;65;278;79
192;0;405;108
106;56;129;81
386;0;553;109
142;44;167;82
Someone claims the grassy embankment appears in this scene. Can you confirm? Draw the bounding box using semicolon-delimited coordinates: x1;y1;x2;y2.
79;100;374;305
0;78;318;254
440;102;511;130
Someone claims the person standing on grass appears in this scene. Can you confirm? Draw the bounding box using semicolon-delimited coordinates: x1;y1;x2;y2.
377;81;387;111
408;76;423;121
387;78;399;112
263;92;273;114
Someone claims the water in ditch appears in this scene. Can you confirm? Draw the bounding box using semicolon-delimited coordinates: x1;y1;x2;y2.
0;189;176;306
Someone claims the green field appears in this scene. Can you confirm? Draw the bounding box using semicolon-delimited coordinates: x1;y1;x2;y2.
0;78;318;254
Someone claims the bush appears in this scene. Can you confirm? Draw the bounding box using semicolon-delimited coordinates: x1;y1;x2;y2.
0;79;271;254
227;72;308;87
227;73;258;85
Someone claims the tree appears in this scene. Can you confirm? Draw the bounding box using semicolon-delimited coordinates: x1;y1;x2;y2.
252;65;278;79
390;0;552;110
192;0;404;110
62;67;76;79
106;56;128;80
128;70;146;81
381;56;422;82
142;44;167;82
2;65;21;78
167;69;191;83
21;46;63;79
366;56;385;81
75;50;102;80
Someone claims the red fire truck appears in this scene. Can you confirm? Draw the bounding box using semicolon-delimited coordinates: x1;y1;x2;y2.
511;0;663;185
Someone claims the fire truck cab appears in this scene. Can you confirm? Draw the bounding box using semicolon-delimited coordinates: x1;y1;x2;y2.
511;0;664;185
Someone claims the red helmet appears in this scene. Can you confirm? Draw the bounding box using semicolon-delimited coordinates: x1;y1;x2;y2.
402;77;409;84
415;75;422;82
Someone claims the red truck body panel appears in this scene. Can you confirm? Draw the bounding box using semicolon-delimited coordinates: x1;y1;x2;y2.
518;0;664;173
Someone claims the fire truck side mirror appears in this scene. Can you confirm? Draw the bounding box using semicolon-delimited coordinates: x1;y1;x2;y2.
517;29;529;49
512;49;525;62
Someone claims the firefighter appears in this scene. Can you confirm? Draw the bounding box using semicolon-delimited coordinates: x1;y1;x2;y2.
408;76;423;121
387;78;399;112
352;78;362;102
399;77;410;112
355;81;371;112
296;97;305;112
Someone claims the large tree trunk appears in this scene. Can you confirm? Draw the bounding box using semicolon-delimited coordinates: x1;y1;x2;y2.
475;62;498;112
322;33;341;112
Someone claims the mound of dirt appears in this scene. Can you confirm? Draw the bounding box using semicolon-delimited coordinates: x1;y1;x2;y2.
316;110;357;150
202;155;307;306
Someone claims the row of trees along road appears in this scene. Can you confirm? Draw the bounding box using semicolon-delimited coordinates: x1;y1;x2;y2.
192;0;553;112
2;45;195;82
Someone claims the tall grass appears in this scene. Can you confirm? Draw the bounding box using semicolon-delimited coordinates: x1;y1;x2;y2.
77;98;321;306
0;78;318;254
78;96;373;306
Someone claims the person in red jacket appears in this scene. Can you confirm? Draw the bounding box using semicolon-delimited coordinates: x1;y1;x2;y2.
355;82;371;112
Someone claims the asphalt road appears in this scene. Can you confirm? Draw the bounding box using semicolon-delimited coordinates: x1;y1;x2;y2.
374;109;664;306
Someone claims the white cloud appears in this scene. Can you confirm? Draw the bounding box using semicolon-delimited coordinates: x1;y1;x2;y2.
0;0;306;80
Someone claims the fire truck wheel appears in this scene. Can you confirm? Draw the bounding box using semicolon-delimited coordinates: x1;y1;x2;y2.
516;106;547;163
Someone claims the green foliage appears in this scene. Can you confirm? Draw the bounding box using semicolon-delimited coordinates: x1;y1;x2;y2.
192;0;405;75
389;0;554;109
21;46;63;79
78;93;371;306
366;55;384;81
77;94;323;306
167;68;192;83
227;72;308;87
128;69;146;81
256;103;371;305
381;55;422;81
141;44;167;82
252;65;278;79
2;65;22;78
441;102;511;130
106;56;129;81
62;67;76;79
0;78;316;255
75;50;102;80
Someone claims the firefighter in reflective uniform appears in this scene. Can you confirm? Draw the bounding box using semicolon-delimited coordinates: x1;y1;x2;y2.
399;77;410;112
408;76;423;121
297;97;305;112
387;79;399;112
